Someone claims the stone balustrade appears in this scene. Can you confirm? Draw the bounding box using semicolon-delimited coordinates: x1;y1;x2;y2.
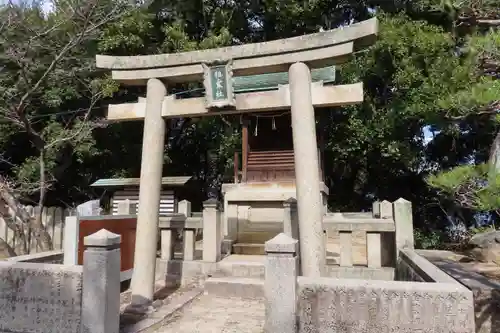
322;198;413;269
159;199;221;263
159;199;199;261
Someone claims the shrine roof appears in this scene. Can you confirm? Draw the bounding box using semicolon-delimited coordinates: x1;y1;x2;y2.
90;176;192;188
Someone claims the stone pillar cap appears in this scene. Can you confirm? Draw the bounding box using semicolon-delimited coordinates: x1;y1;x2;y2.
203;198;219;208
265;233;298;253
84;229;121;247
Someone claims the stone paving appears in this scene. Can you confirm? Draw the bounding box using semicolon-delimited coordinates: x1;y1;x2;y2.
153;294;265;333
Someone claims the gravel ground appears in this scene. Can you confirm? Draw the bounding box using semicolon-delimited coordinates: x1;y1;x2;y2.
154;294;265;333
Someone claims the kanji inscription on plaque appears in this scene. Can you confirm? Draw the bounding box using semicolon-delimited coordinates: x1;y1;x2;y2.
203;61;235;108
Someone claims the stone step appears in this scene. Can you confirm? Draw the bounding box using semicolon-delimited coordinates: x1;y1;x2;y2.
204;276;264;299
232;243;265;255
217;259;265;279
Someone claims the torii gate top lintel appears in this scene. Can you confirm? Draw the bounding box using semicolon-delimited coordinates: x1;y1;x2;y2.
95;18;378;85
97;18;378;120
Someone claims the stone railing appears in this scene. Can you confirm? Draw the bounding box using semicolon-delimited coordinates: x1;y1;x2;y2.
159;199;220;263
323;214;395;268
322;198;414;270
159;200;200;261
0;229;121;333
263;233;476;333
62;199;222;287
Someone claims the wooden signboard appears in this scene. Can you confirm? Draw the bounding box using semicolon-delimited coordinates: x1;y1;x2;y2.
78;217;137;276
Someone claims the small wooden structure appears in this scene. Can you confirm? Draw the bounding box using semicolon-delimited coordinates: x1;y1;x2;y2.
90;176;199;215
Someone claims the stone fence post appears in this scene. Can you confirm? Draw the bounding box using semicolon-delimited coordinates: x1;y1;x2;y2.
178;200;191;217
63;216;79;265
81;229;121;333
372;200;380;218
372;200;392;219
373;199;397;266
283;198;300;268
117;199;134;215
178;200;195;260
264;233;298;333
393;198;414;259
283;198;299;240
202;199;221;262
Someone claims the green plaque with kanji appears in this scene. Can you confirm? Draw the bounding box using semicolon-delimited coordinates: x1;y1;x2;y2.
203;61;235;108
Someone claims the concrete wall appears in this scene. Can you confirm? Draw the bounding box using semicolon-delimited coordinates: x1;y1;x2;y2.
294;249;475;332
0;261;83;333
0;229;121;333
395;248;459;283
417;250;500;333
297;276;475;333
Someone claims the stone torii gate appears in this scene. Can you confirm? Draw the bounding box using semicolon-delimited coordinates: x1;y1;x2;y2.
96;18;378;305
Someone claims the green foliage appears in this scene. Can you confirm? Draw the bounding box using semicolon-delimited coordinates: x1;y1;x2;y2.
0;0;498;241
161;21;198;52
470;225;495;236
99;9;155;55
414;228;444;249
0;0;130;204
427;164;500;212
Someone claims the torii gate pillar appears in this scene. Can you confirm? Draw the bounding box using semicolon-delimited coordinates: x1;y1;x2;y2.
130;78;166;304
289;62;325;277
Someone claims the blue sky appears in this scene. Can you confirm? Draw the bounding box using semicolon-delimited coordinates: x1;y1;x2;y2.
423;126;434;145
1;0;53;13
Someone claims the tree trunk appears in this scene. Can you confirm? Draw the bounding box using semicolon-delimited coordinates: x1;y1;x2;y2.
488;129;500;178
0;184;29;255
0;236;16;258
33;149;52;252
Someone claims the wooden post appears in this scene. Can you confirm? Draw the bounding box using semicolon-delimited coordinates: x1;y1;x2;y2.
242;117;249;182
234;151;239;183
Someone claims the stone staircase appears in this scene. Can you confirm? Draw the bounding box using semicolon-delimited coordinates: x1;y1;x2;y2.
204;255;266;299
